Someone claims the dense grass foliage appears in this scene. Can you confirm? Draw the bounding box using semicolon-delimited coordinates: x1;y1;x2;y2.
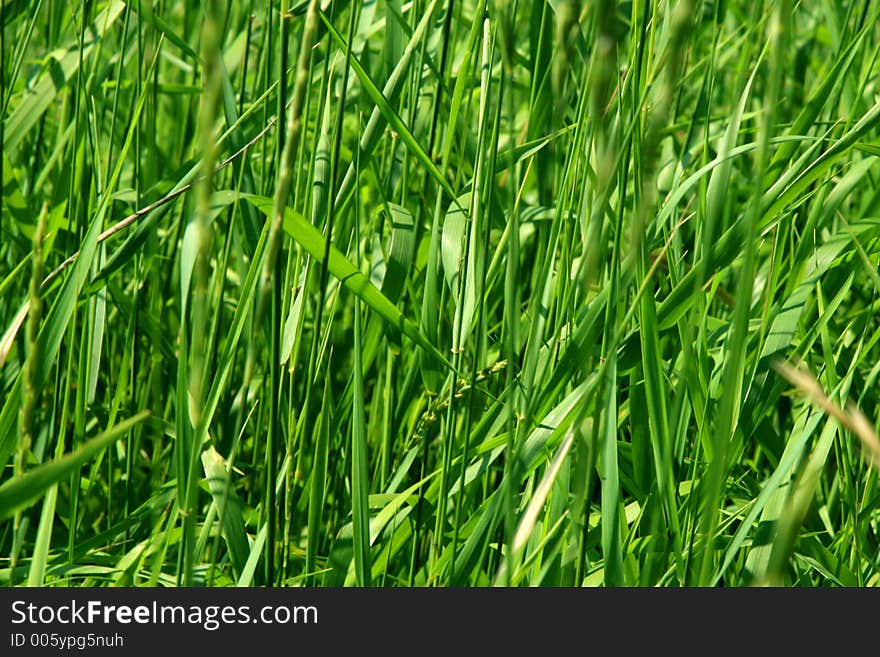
2;0;880;587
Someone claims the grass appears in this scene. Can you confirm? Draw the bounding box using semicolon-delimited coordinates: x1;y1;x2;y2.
2;0;880;587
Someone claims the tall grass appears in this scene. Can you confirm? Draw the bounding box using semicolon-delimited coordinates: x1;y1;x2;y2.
2;0;880;587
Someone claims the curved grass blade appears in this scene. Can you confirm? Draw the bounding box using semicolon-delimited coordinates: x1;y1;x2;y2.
244;194;452;370
201;445;250;579
0;411;149;521
380;203;415;304
440;192;470;301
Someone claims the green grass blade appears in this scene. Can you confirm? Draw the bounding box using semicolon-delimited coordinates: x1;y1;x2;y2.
245;194;453;370
319;8;458;203
0;411;149;521
201;445;250;579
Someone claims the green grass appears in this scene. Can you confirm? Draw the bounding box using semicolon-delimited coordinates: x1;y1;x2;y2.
2;0;880;587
